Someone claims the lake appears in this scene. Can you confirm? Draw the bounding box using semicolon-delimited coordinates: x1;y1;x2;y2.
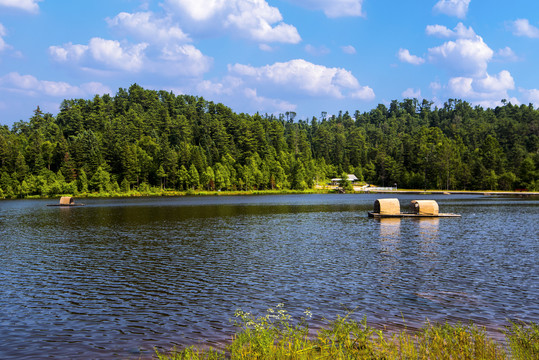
0;194;537;359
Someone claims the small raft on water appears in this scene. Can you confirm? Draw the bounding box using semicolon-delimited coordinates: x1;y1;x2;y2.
47;196;85;207
368;198;460;218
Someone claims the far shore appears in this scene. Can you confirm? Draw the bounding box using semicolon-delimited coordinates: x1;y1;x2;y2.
2;187;539;201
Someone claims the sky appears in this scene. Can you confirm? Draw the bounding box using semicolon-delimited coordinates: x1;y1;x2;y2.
1;0;539;126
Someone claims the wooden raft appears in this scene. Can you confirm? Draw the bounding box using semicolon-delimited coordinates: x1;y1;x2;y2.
47;196;85;207
368;198;460;218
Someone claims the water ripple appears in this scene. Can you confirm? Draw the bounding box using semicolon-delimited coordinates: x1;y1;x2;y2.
0;195;537;359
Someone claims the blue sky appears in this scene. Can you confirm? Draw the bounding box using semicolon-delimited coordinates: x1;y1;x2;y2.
1;0;539;126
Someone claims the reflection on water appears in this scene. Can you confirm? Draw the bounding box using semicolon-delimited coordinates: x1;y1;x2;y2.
418;218;439;259
0;194;538;359
378;218;401;289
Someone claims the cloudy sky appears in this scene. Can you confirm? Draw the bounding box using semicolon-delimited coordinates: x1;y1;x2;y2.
1;0;539;125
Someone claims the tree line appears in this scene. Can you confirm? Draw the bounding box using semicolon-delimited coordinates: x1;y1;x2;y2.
0;84;538;198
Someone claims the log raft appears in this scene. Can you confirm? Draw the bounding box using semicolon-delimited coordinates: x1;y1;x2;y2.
368;198;460;218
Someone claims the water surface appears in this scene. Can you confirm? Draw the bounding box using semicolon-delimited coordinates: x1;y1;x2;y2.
0;194;537;359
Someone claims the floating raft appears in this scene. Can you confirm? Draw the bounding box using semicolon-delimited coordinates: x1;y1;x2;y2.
368;198;460;218
47;196;85;207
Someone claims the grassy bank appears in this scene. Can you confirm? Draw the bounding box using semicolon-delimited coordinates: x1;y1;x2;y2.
16;187;539;201
19;188;334;200
155;306;538;360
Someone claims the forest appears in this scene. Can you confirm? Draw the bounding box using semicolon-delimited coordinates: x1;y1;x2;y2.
0;83;538;198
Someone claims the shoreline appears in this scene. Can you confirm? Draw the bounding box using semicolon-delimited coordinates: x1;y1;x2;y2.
2;188;539;201
152;313;538;360
0;186;539;200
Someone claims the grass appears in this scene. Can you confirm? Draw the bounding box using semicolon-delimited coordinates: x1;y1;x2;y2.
154;306;538;360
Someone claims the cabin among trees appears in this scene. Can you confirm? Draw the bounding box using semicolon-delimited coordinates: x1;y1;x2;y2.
0;84;538;198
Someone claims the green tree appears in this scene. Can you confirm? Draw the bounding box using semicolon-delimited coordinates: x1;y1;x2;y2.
188;164;199;190
78;169;89;193
156;165;167;189
89;166;111;192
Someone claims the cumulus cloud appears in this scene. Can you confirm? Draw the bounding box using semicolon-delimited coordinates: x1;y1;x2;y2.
164;0;301;43
49;43;89;62
51;38;148;72
243;87;297;113
107;12;191;44
285;0;365;18
0;23;7;51
426;22;475;38
305;44;330;56
428;35;493;77
350;86;375;101
0;0;41;13
88;38;148;72
496;47;518;62
519;88;539;106
0;72;111;98
259;44;274;52
402;88;421;99
430;82;442;93
50;37;212;77
194;76;297;114
433;0;470;19
447;70;516;107
341;45;356;54
159;44;213;76
398;49;425;65
510;19;539;38
229;59;374;100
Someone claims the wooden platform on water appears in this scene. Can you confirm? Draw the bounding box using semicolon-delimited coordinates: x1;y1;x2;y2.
368;212;461;218
47;203;85;207
46;196;84;207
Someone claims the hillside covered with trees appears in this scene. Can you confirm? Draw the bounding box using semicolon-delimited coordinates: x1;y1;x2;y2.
0;84;538;198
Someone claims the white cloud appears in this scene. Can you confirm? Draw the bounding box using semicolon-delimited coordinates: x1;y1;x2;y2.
402;88;421;99
510;19;539;39
259;44;274;52
164;0;301;43
428;35;493;77
341;45;356;54
0;0;41;13
243;87;297;113
79;82;113;96
430;82;442;93
107;12;191;44
229;59;373;100
447;70;515;106
159;44;212;76
0;23;7;51
398;48;425;65
519;88;539;106
426;24;454;38
426;22;475;38
194;76;296;114
196;78;236;97
50;38;148;72
49;43;89;62
0;72;111;98
305;44;330;56
285;0;364;18
474;70;515;93
50;37;212;77
496;47;518;62
350;86;375;101
433;0;470;19
88;38;148;72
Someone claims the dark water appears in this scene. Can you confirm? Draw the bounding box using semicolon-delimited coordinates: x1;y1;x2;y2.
0;194;537;359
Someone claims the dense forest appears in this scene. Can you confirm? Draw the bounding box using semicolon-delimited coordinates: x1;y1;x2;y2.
0;84;538;198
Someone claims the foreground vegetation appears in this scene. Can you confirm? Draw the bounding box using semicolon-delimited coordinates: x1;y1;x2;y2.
155;306;538;360
1;84;538;200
